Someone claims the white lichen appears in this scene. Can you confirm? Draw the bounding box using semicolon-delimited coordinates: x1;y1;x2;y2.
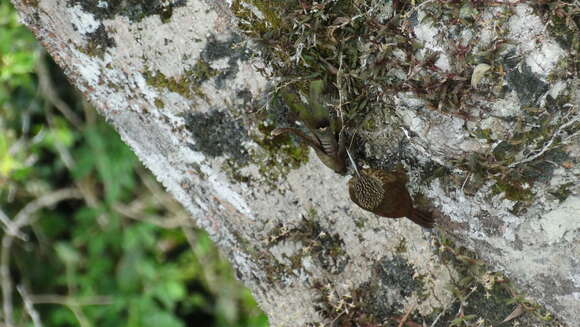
68;5;100;34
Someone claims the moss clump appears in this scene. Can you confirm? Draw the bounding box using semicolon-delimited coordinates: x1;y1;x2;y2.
251;122;310;182
143;58;218;101
229;0;519;184
312;280;381;326
491;176;534;202
454;106;577;206
267;211;349;274
230;0;283;36
533;1;579;52
144;36;252;101
144;69;193;98
153;98;165;109
550;182;573;202
190;59;218;84
310;255;425;326
430;234;564;326
374;255;423;297
216;118;310;188
219;91;311;188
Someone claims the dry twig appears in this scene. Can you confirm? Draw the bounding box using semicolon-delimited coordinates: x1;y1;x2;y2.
17;285;43;327
1;188;81;327
508;111;579;168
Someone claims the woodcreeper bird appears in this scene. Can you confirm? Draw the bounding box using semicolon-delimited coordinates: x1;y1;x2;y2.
272;80;347;175
347;154;434;228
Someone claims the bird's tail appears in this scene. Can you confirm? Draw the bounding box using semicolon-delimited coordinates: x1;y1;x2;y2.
409;208;435;229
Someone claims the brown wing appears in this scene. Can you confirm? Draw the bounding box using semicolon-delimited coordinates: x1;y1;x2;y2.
365;169;413;218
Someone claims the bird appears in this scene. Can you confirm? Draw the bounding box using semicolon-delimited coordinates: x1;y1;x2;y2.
346;154;434;228
272;80;347;175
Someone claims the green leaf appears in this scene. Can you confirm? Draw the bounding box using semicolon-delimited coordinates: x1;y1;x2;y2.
142;311;184;327
153;280;186;310
55;242;81;265
307;79;328;125
79;124;137;204
0;133;21;178
194;232;212;255
117;252;142;293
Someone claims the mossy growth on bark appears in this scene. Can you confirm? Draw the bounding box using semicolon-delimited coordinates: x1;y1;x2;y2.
143;58;218;102
428;233;565;327
228;0;579;208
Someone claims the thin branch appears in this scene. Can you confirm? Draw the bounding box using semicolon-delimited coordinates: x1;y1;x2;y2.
430;309;446;327
113;201;194;229
29;293;112;327
508;112;579;168
398;302;417;327
42;97;102;211
1;188;81;327
1;234;16;327
29;294;113;306
0;208;27;241
17;285;43;327
36;52;83;128
11;188;82;232
182;227;198;251
403;0;438;18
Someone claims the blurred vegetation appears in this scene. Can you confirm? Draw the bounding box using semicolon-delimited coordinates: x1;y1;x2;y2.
0;1;268;326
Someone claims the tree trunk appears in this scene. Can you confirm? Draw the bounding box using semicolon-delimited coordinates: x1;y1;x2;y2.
12;0;579;326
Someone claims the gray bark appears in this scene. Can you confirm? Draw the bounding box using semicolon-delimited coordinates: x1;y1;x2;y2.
12;0;579;326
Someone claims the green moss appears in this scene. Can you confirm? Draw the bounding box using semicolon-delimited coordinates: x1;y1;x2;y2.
550;182;573;202
228;0;516;171
216;118;310;188
430;233;564;326
311;255;426;326
474;128;493;142
266;210;349;274
231;0;283;35
311;280;381;326
144;69;192;98
143;43;231;99
534;1;579;52
219;89;312;187
153;98;165;109
190;59;218;84
254;122;309;172
455;107;576;205
492;178;534;202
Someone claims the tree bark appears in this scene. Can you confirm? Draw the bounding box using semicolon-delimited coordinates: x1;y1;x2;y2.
12;0;579;326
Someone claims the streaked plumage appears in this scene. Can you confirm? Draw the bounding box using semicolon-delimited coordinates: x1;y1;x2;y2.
348;168;434;228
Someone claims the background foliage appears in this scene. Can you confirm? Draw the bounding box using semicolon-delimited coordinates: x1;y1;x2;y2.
0;1;267;326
